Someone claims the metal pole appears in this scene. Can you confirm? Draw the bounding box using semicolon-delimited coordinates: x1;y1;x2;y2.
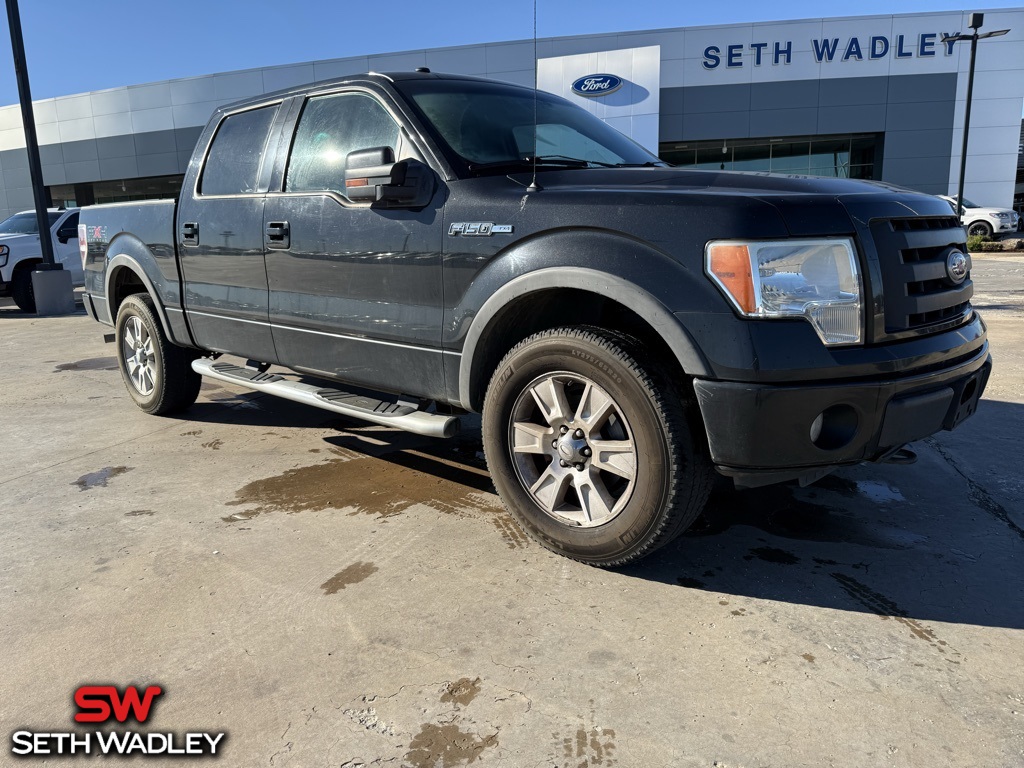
955;32;978;221
4;0;55;266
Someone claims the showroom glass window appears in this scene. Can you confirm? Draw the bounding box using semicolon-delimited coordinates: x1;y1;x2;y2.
286;92;400;196
199;105;279;196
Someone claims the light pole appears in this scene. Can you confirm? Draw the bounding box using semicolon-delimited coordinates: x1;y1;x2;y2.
943;13;1010;224
4;0;75;314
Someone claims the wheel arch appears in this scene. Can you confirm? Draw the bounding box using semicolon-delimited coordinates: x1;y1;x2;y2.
458;268;710;411
105;254;172;337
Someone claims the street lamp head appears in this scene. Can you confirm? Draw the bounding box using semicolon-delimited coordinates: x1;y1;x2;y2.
968;12;984;30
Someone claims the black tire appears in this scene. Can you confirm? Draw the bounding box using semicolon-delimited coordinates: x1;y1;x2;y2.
115;294;201;415
967;221;993;238
482;327;714;567
11;266;36;313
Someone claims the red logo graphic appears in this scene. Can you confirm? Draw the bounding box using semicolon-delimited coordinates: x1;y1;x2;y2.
73;685;163;724
91;226;103;238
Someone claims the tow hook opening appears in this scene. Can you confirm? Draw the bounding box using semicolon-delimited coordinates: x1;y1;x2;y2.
810;404;859;450
884;446;918;465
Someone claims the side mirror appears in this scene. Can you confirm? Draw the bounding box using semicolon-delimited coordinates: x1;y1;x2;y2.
344;146;434;208
56;226;77;244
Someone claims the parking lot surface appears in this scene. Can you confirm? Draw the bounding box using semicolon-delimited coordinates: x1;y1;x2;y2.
1;255;1022;767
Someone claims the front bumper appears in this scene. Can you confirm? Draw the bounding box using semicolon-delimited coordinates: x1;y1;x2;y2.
694;344;991;488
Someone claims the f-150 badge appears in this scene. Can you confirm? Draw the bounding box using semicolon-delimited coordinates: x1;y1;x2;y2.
449;223;513;236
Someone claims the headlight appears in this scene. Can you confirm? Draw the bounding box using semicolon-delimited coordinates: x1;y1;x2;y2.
994;212;1009;219
706;238;863;346
0;244;8;268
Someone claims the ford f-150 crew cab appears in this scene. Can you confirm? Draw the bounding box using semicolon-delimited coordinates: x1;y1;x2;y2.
80;71;991;566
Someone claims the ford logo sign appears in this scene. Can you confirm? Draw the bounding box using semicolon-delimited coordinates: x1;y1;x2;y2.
945;249;970;284
570;74;624;97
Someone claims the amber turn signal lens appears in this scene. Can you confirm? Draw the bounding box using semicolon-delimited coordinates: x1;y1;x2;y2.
707;244;755;313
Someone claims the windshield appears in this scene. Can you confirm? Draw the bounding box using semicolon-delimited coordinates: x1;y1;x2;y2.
395;79;663;175
950;196;981;209
0;211;61;235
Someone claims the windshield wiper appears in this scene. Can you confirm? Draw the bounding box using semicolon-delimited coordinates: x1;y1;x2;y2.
466;155;619;173
530;155;619;168
614;161;668;168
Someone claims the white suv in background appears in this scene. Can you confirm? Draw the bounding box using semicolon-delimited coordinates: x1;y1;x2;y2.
939;195;1020;238
0;208;82;313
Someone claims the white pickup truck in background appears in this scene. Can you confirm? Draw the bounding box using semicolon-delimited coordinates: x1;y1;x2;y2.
0;208;82;312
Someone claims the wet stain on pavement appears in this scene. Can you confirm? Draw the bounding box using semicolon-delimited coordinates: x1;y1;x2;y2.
404;723;497;768
73;466;132;491
223;450;529;549
54;356;117;372
746;546;800;565
321;562;378;594
557;726;617;767
802;653;816;663
202;439;223;450
814;475;860;497
181;430;203;437
125;509;155;517
831;572;960;657
440;677;482;708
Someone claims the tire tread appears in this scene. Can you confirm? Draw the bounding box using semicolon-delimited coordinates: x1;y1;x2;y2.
116;294;201;415
484;325;714;567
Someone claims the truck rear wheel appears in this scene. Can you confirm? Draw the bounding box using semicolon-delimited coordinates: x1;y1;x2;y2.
115;294;201;415
11;266;35;313
482;327;713;566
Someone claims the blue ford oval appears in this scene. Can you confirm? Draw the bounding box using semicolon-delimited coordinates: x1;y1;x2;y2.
570;74;624;97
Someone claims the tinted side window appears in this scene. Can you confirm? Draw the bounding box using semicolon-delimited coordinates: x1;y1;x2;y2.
287;93;400;195
200;105;278;196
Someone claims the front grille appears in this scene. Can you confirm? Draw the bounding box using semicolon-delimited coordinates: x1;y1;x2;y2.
869;217;973;337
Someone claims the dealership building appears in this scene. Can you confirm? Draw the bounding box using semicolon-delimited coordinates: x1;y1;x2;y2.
0;8;1022;222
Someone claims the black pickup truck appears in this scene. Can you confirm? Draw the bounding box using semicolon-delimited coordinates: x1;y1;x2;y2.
80;70;990;566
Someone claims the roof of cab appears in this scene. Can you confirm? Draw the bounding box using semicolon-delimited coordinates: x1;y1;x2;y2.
216;70;531;115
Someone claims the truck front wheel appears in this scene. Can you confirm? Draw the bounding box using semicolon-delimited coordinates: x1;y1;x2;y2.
115;294;201;415
482;327;713;566
967;220;993;238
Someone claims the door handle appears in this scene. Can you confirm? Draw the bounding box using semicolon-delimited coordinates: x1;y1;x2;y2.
265;221;290;249
181;222;199;244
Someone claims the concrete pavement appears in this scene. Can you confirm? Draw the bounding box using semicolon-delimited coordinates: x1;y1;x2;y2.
1;256;1022;767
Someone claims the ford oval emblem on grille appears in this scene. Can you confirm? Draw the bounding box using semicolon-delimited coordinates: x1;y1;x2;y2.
570;74;623;97
946;250;969;284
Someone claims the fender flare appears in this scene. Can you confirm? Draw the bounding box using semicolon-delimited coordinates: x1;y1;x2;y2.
458;266;710;409
104;253;172;336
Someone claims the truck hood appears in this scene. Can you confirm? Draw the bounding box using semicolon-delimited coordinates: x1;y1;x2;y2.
0;232;41;245
965;206;1015;217
502;167;955;236
504;167;915;198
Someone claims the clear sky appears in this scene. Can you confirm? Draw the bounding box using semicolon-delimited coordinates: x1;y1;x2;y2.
0;0;1020;105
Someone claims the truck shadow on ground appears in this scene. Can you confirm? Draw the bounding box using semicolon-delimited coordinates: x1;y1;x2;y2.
192;393;1024;632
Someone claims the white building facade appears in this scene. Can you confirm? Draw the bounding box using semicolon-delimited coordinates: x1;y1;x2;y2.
0;8;1021;220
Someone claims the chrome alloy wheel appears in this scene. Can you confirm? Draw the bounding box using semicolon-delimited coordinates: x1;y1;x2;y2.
509;372;637;527
122;315;156;396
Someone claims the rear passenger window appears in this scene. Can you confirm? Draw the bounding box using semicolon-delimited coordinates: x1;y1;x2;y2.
200;105;278;196
287;93;400;195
